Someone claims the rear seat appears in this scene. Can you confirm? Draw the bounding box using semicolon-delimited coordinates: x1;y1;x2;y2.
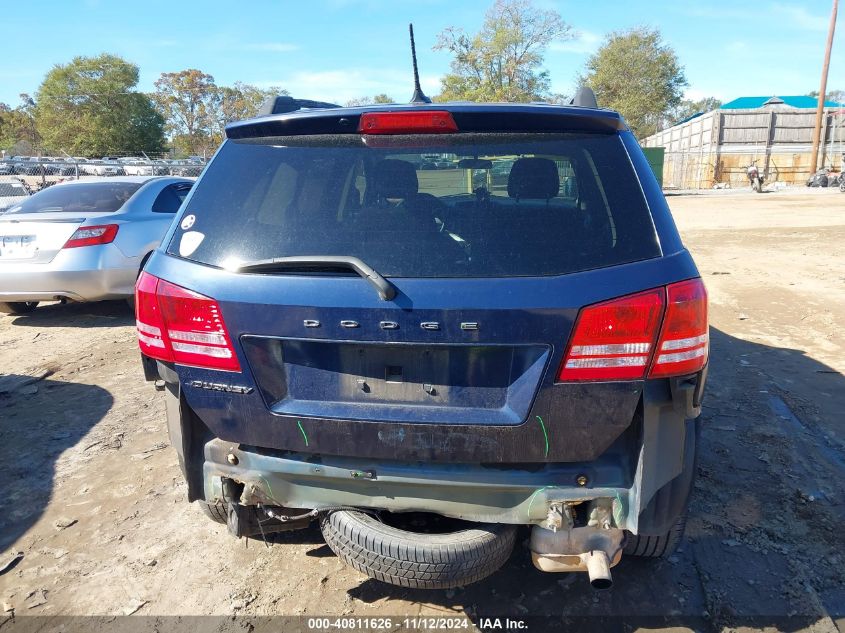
446;158;595;267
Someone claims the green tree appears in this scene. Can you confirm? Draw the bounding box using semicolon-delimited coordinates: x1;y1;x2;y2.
581;28;688;138
434;0;573;102
216;82;287;132
0;96;40;152
153;69;219;156
33;54;165;156
345;94;394;107
808;89;845;105
671;96;722;125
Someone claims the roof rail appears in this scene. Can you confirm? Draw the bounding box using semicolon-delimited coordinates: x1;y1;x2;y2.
570;87;598;109
257;95;342;116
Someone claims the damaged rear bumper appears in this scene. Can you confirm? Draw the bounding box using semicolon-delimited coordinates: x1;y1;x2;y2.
203;438;636;527
161;370;700;535
200;410;694;534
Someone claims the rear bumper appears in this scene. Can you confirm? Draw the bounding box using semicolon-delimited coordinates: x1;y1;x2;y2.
0;244;137;302
200;413;697;533
161;366;705;533
202;438;639;528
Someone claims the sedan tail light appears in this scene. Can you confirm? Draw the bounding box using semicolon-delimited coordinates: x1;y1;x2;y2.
558;279;708;382
135;272;240;371
63;224;118;248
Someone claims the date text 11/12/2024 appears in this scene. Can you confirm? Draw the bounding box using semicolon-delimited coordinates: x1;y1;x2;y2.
305;617;528;630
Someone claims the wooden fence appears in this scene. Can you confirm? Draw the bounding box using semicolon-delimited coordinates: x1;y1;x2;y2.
642;108;845;188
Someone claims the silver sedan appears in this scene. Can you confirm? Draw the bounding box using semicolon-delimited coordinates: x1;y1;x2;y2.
0;176;193;314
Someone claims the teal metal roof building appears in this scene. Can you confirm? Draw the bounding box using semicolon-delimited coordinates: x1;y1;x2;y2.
721;95;840;109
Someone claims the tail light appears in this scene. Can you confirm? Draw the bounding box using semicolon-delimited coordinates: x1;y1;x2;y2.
135;271;240;371
648;279;709;378
558;279;708;382
135;272;169;355
358;111;458;134
558;289;664;381
63;224;118;248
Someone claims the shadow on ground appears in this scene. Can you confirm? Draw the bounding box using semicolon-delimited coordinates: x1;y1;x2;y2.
331;327;845;630
7;300;133;329
0;376;113;554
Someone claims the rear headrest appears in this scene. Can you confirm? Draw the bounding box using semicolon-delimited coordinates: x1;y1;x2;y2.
371;159;418;199
507;157;560;200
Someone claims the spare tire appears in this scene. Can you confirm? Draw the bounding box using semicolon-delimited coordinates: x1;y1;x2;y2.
320;510;517;589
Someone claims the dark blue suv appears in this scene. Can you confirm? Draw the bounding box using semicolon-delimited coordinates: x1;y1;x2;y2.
136;100;707;590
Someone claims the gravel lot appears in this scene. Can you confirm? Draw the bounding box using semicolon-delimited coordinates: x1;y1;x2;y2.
1;189;844;631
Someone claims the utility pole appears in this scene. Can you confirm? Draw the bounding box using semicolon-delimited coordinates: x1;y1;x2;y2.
810;0;839;174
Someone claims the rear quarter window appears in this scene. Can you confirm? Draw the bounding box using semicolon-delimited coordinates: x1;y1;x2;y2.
152;183;192;213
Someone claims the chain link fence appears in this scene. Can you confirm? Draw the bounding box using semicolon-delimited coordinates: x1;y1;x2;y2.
0;155;206;192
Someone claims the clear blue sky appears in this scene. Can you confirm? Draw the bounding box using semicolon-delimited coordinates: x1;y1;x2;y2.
1;0;842;106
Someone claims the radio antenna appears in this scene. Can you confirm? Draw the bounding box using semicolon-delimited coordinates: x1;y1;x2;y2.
408;24;431;104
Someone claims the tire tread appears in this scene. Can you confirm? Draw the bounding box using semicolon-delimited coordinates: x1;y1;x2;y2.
320;511;516;589
199;500;228;524
624;511;687;558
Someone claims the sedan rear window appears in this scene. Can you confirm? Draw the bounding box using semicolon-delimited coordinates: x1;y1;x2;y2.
5;182;142;215
168;133;659;278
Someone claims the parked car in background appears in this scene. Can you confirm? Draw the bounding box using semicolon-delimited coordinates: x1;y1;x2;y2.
119;158;153;176
17;157;47;176
152;160;171;175
0;158;15;175
8;157;31;175
0;176;193;314
171;158;205;177
40;158;58;176
0;178;30;214
490;159;515;189
49;158;77;176
6;157;24;175
71;157;90;173
80;158;124;177
161;159;182;175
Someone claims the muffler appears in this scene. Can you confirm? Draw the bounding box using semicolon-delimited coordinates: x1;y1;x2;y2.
529;501;623;589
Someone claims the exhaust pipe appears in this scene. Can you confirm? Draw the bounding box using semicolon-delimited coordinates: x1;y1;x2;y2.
528;500;623;589
584;550;612;590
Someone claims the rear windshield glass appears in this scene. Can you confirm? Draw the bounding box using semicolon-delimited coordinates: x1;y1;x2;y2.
5;182;141;215
167;133;659;277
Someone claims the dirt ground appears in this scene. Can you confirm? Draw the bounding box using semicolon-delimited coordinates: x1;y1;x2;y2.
1;189;844;631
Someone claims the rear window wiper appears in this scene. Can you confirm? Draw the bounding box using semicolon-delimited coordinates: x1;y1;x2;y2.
236;255;397;301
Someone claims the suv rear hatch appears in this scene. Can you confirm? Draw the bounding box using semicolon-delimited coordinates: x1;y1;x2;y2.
142;108;696;463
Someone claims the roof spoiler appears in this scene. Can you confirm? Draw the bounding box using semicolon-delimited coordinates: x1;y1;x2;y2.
257;95;341;116
569;87;598;109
